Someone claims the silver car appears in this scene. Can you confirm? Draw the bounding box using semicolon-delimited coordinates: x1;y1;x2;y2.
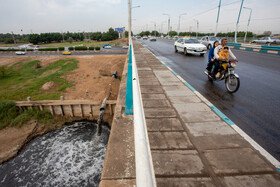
174;38;207;56
200;36;221;49
252;37;280;44
15;51;26;55
150;37;157;41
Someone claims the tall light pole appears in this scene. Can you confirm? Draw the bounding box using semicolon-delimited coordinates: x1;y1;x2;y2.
243;6;252;42
130;5;140;38
178;13;187;33
128;0;132;41
235;0;244;43
194;19;199;38
151;22;157;36
163;13;170;35
215;0;222;36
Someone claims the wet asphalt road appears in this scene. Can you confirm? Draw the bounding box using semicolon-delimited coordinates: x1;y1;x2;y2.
139;38;280;161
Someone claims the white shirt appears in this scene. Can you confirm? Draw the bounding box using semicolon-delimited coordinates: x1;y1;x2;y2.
214;45;237;60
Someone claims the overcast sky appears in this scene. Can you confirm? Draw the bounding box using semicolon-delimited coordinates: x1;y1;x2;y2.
1;0;280;34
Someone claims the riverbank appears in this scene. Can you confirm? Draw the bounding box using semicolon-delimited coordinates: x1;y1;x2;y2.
0;54;126;164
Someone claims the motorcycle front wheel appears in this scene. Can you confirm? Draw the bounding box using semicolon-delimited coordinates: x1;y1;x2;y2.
225;74;240;93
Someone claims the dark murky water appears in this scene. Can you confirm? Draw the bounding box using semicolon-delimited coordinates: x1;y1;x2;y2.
0;121;110;187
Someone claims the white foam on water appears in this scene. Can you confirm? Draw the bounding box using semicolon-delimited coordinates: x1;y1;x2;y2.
0;121;110;187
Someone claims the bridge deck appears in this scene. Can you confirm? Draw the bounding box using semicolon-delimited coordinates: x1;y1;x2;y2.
100;40;280;186
133;40;280;186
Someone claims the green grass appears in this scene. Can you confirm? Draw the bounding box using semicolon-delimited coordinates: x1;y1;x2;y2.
0;100;53;130
39;39;127;48
0;58;78;101
0;42;26;47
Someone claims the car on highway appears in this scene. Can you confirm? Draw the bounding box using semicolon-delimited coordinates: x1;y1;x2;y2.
142;36;148;40
103;44;112;49
62;51;71;55
149;36;157;41
252;37;280;44
200;36;221;49
15;51;26;55
174;38;207;56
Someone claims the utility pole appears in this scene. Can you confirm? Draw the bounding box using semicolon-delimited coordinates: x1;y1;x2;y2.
243;6;252;42
235;0;244;43
11;31;16;44
128;0;131;41
215;0;222;36
154;23;157;36
163;13;170;36
194;19;199;38
61;31;65;42
178;13;187;33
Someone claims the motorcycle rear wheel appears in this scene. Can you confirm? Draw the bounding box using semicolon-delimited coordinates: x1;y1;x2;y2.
225;74;240;93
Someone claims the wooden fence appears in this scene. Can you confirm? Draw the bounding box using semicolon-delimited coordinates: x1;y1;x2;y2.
15;99;117;118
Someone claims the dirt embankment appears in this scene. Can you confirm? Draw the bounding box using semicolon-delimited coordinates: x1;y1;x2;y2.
0;54;126;164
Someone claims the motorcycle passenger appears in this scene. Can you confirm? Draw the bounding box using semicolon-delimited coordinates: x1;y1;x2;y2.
213;38;238;77
206;41;219;74
216;46;229;78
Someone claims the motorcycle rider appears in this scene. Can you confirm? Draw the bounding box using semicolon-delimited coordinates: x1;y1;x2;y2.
206;41;219;74
213;38;238;77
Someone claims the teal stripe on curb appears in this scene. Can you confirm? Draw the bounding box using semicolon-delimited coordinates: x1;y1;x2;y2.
183;82;196;92
125;45;133;115
210;105;235;125
245;48;253;51
171;70;178;76
260;49;268;53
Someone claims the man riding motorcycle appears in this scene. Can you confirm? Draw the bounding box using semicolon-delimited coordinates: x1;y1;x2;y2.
212;38;239;77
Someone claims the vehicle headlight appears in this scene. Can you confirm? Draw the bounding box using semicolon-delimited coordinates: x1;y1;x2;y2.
231;62;237;67
188;47;194;50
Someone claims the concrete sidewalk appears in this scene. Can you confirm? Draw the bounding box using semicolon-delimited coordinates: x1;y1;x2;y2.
133;40;280;186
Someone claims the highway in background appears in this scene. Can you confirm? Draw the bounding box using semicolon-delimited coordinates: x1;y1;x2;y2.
139;38;280;161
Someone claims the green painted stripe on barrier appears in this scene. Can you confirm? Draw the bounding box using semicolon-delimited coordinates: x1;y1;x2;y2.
261;45;280;51
125;45;133;115
245;48;253;51
260;49;268;53
227;42;242;46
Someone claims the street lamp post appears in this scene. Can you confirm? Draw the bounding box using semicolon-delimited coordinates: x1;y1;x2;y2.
194;19;199;38
128;1;140;42
243;6;252;42
151;22;157;36
178;13;187;33
234;0;244;43
163;13;170;35
215;0;222;36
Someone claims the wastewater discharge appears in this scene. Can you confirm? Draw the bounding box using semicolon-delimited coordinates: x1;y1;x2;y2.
0;121;110;187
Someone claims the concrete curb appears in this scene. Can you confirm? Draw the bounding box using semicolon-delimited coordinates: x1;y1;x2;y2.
229;46;280;55
144;48;280;172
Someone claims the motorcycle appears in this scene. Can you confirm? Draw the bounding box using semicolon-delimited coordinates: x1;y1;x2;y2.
204;60;240;93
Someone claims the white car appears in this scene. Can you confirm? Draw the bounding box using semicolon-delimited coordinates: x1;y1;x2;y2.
149;37;157;41
200;36;221;49
104;45;112;49
15;51;26;55
252;37;280;44
142;36;148;40
174;38;207;56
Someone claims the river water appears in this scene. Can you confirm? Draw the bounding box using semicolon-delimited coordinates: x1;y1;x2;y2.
0;121;110;187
